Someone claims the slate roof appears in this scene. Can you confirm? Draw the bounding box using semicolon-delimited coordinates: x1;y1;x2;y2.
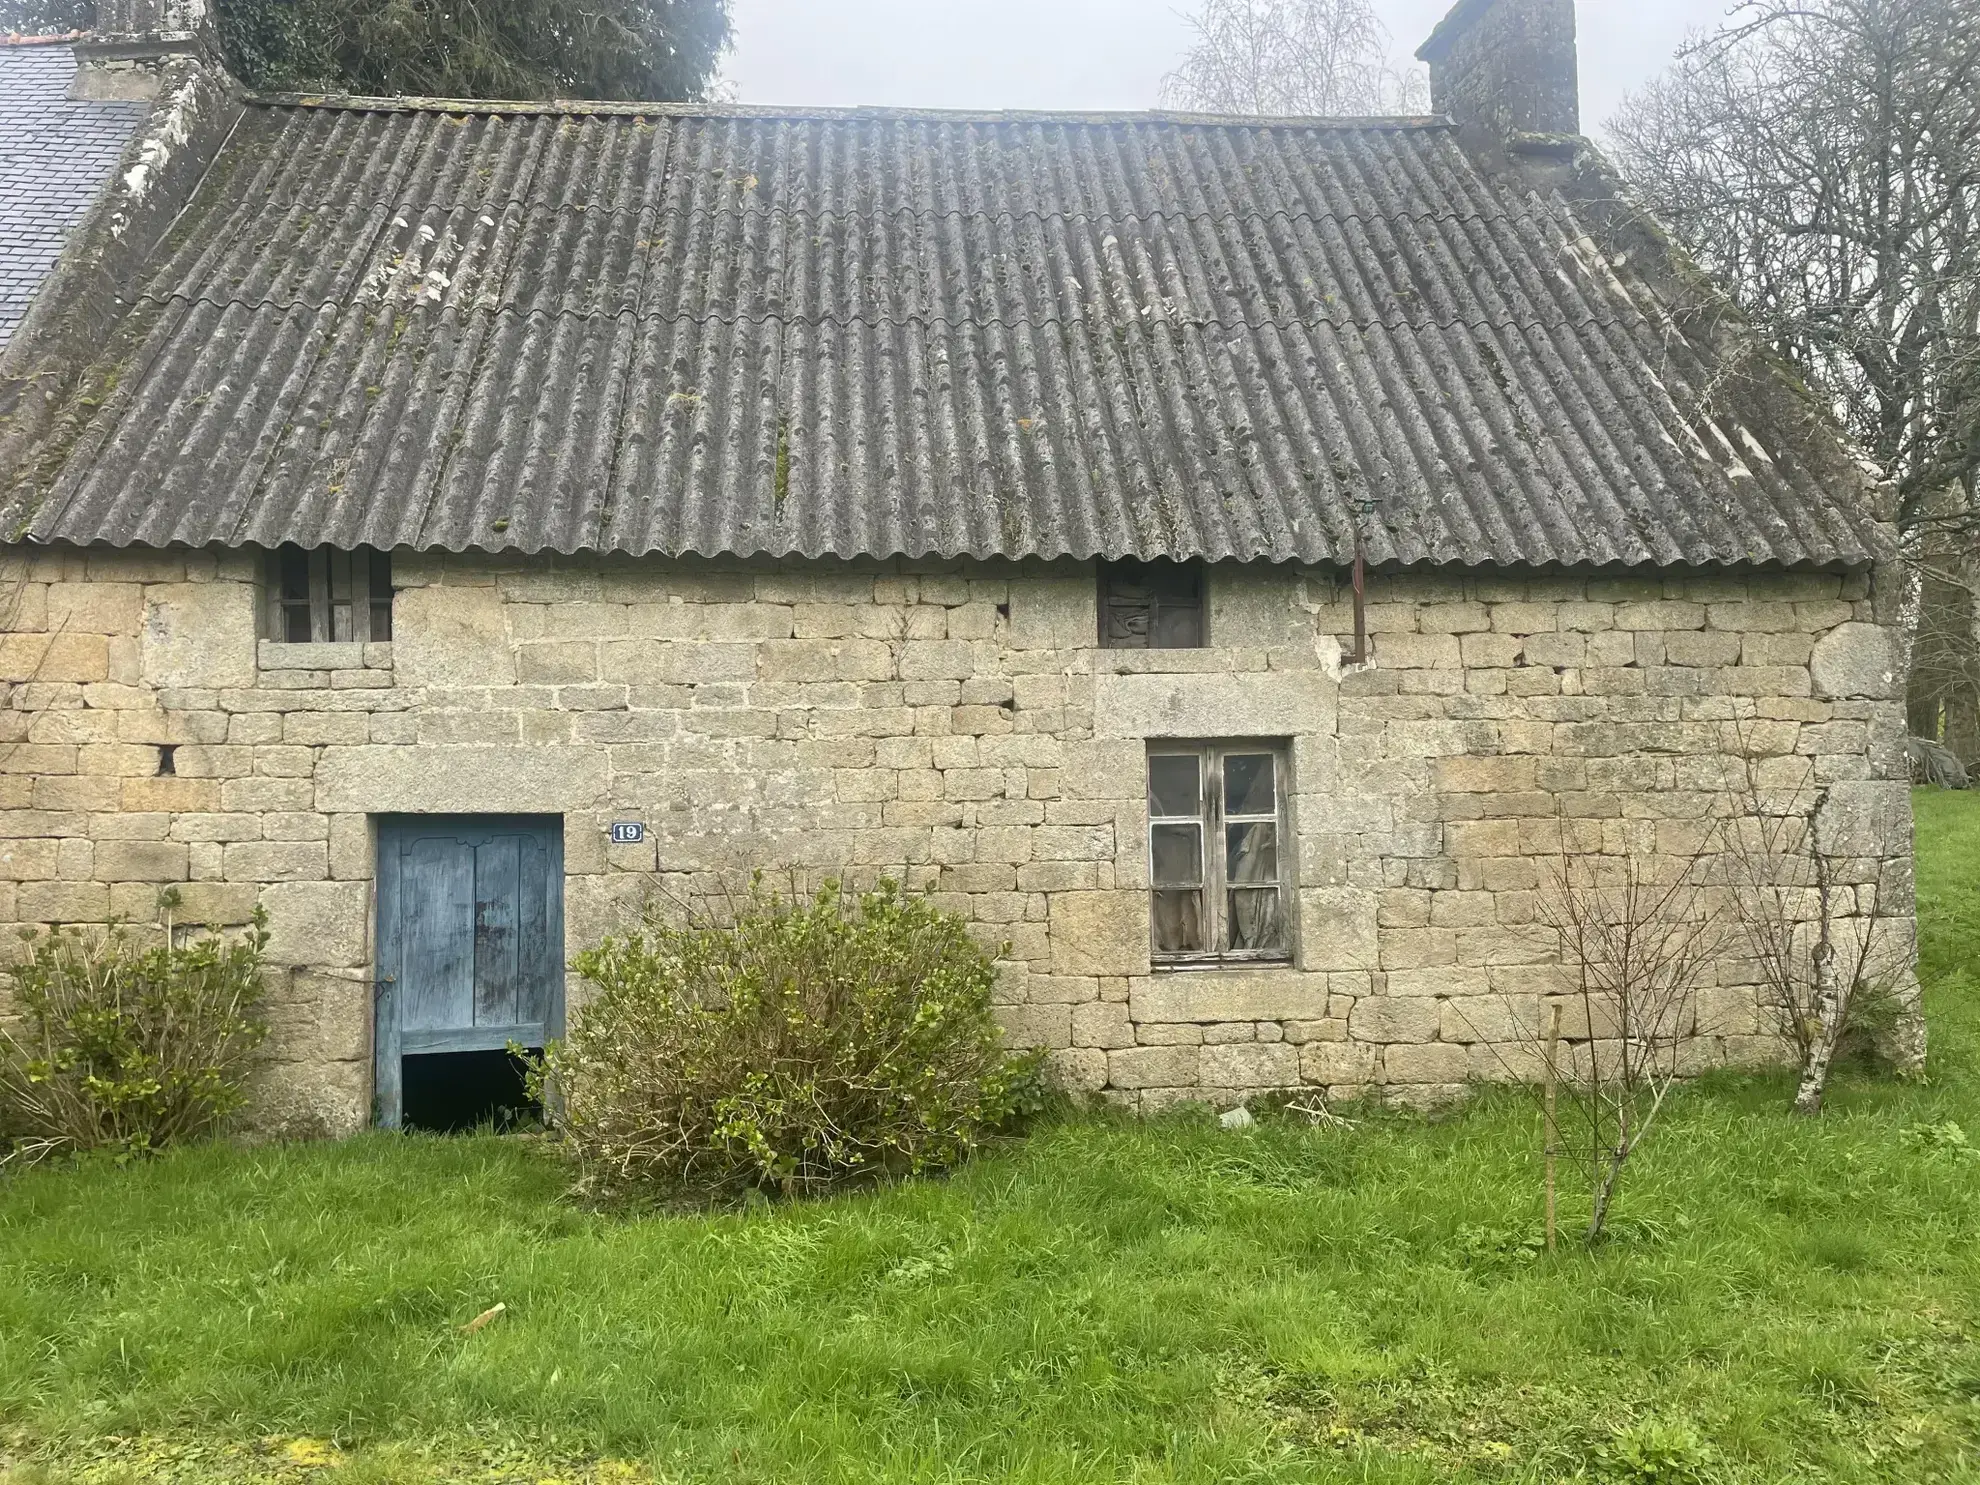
9;97;1883;568
0;42;146;353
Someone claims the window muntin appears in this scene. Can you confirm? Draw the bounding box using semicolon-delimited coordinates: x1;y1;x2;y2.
1147;744;1292;964
266;545;394;643
1100;559;1205;648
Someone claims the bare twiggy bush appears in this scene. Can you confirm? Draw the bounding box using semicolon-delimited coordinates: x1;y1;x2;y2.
1539;846;1732;1245
1460;812;1732;1247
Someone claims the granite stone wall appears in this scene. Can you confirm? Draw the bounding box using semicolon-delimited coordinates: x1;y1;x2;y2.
0;545;1918;1131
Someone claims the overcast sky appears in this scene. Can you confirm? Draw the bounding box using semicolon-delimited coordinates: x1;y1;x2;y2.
725;0;1740;133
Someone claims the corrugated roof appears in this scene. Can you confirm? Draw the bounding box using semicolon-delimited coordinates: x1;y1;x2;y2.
12;98;1882;567
0;43;146;352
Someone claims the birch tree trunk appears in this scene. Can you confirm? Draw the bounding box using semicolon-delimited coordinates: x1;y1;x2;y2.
1793;909;1844;1116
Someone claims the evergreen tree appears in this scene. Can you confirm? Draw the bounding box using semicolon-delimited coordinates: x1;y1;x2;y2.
0;0;731;102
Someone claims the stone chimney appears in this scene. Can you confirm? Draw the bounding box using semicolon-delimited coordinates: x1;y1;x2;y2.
72;0;210;100
1416;0;1579;143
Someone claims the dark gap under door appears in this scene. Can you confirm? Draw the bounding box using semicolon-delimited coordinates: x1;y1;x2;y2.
400;1049;541;1133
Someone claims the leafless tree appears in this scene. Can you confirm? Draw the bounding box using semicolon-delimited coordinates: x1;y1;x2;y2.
1538;848;1731;1245
1908;494;1980;759
1458;819;1731;1248
1611;0;1980;531
1609;0;1980;760
1160;0;1425;117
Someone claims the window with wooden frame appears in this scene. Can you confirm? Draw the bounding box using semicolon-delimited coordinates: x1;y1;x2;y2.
1099;558;1206;648
265;545;394;643
1146;743;1292;964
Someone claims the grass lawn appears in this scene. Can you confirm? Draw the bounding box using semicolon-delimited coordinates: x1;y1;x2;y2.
2;791;1978;1484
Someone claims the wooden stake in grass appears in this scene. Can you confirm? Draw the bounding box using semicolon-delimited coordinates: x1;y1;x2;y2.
460;1303;506;1335
1544;1003;1562;1255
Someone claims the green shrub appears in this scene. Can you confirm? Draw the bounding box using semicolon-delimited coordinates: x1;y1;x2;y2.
0;893;270;1165
533;879;1044;1202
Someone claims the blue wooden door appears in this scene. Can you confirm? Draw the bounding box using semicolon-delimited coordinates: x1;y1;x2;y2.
375;815;564;1128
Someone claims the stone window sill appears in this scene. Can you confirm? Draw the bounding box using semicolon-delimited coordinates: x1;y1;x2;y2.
1097;647;1271;675
1152;955;1295;974
259;640;394;672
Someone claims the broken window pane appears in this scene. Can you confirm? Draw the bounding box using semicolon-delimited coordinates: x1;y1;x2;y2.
369;550;395;640
278;546;313;642
1106;598;1154;646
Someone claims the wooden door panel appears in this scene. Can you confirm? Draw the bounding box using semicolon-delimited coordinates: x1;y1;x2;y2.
400;835;476;1032
515;831;555;1026
472;834;522;1029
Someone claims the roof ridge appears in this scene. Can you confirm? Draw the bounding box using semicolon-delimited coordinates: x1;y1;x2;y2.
248;91;1457;131
1;31;86;45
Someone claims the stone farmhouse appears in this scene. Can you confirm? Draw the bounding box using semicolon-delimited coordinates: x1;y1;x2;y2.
0;0;1920;1132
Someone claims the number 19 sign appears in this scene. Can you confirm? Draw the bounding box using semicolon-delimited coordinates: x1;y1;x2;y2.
609;822;647;845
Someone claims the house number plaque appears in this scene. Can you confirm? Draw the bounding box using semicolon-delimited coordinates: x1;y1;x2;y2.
609;822;647;844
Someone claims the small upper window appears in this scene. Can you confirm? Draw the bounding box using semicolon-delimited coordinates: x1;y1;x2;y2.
265;545;394;643
1147;743;1292;964
1100;559;1205;648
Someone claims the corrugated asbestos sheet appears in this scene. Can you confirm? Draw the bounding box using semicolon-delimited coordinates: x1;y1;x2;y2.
18;101;1881;567
0;44;146;352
